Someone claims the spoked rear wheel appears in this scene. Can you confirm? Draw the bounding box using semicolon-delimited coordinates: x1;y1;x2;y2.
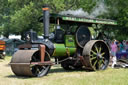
82;40;110;71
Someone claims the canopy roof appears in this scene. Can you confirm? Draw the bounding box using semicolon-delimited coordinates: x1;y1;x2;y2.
39;13;117;26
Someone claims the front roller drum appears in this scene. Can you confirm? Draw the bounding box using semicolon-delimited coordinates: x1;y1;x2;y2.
82;40;110;71
10;50;51;77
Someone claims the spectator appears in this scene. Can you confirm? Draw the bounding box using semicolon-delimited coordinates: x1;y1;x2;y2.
111;41;118;57
123;40;126;50
119;41;124;52
110;41;117;68
111;54;117;68
126;41;128;51
114;39;117;44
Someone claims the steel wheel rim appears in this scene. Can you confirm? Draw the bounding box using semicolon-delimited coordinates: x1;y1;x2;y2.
82;40;110;71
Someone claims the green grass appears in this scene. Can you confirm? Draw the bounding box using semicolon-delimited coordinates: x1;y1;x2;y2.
0;56;128;85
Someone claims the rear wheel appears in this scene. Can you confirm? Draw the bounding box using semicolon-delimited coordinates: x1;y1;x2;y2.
82;40;110;70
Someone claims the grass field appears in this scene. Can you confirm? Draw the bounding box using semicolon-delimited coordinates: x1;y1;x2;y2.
0;56;128;85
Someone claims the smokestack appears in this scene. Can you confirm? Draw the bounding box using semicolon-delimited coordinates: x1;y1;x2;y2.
42;5;50;39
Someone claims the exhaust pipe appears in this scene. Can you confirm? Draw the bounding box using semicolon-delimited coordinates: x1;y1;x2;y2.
42;5;50;39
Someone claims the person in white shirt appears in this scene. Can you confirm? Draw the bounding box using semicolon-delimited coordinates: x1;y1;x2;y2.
111;56;117;68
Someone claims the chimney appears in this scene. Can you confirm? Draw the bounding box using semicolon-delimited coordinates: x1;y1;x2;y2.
42;5;50;39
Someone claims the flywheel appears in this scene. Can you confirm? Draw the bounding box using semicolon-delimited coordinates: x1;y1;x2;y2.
76;25;91;48
82;40;110;71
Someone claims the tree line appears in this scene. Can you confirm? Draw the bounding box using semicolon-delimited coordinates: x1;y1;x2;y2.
0;0;128;40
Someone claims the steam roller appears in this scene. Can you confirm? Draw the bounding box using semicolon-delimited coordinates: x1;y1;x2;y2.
10;48;51;77
10;5;117;77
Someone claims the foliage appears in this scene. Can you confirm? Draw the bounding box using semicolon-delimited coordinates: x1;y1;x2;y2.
0;0;9;37
10;2;41;35
0;0;128;40
104;0;128;40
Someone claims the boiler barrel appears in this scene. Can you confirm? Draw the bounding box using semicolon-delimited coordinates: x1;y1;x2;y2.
52;44;76;57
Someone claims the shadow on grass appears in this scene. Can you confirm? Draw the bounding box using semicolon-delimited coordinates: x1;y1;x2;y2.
49;67;91;74
49;68;68;73
5;75;33;79
5;65;93;79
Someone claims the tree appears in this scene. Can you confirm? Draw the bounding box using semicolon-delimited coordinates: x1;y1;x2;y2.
8;0;82;39
1;0;128;41
0;0;10;38
105;0;128;40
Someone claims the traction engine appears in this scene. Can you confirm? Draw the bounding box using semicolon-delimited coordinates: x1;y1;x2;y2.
10;6;117;77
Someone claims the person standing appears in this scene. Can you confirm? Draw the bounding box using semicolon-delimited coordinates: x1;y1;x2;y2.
119;41;124;52
122;40;126;51
126;41;128;51
110;41;117;68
